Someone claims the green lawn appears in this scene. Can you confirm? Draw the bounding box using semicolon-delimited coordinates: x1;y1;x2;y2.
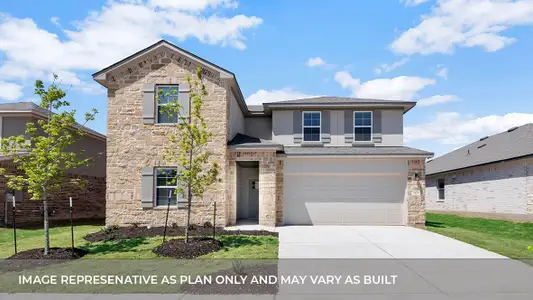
0;224;278;259
426;213;533;260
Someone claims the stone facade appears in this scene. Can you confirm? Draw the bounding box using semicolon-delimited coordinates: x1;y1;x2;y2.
426;156;533;221
227;150;280;226
405;159;426;228
105;50;228;227
0;162;106;226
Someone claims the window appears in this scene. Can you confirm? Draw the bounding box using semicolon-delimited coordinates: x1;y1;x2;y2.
437;178;445;201
354;111;372;142
155;168;178;206
302;111;321;142
156;85;179;124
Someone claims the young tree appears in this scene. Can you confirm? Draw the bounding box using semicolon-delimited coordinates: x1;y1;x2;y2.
160;67;220;243
0;75;98;255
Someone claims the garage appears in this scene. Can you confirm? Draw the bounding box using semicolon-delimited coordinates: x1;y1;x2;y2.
283;158;408;225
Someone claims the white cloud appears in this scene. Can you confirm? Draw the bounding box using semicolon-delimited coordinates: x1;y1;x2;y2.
148;0;238;11
401;0;431;7
334;71;435;100
307;57;326;67
436;66;448;79
374;57;410;74
0;0;261;96
391;0;533;55
0;81;23;101
246;88;317;105
417;95;460;106
405;112;533;145
50;17;60;27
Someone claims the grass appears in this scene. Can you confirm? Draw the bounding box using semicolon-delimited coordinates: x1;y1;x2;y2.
0;224;278;259
426;213;533;260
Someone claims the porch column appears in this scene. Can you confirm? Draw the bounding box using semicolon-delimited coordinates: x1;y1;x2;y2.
259;153;277;227
227;160;237;226
405;159;426;228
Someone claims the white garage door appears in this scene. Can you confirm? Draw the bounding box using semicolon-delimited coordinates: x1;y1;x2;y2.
283;158;407;225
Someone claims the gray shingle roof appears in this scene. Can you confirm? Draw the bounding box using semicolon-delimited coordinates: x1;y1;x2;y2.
426;123;533;175
228;133;282;149
265;96;415;105
0;102;106;140
283;146;433;156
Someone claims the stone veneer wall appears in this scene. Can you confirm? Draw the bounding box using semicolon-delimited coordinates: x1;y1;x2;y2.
0;162;105;226
227;150;280;226
405;159;426;228
275;160;284;226
105;52;228;227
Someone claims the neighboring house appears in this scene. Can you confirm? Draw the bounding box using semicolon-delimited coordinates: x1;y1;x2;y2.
0;102;106;226
426;124;533;222
92;40;433;228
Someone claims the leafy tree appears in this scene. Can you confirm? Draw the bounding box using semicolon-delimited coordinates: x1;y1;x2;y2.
160;67;220;243
0;75;98;255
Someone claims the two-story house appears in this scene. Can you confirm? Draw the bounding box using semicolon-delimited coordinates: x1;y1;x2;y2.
93;40;433;228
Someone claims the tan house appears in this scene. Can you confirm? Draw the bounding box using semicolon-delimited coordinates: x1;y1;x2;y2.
0;102;106;226
92;40;433;228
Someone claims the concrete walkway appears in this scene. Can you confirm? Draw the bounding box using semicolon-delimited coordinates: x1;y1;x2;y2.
278;226;505;258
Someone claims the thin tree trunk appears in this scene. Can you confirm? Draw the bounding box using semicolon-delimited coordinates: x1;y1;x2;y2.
185;145;193;243
43;189;50;255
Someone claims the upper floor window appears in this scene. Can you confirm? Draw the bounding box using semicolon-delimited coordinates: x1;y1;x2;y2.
437;178;445;201
354;111;372;142
155;167;178;206
156;85;179;124
302;111;321;142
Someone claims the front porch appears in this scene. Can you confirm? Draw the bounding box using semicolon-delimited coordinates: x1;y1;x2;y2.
227;149;283;227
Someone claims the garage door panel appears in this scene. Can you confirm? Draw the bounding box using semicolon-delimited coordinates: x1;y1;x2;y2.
283;158;407;226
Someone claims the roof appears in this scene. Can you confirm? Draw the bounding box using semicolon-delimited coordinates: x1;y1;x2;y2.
426;123;533;175
92;39;251;117
227;133;283;150
0;102;106;141
283;146;433;157
262;96;416;113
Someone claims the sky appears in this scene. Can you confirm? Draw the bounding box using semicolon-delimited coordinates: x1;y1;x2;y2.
1;0;533;157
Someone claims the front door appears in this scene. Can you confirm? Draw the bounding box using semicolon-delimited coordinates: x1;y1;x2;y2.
248;179;259;219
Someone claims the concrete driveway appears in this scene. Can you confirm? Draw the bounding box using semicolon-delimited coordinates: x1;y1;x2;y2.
278;225;504;258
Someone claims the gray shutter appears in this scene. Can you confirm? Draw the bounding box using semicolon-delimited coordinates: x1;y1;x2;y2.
344;110;353;143
141;167;154;208
321;111;331;143
293;110;302;144
372;110;383;144
143;84;155;124
179;84;190;122
14;190;23;202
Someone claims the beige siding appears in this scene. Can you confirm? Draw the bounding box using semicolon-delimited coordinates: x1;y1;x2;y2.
272;110;294;145
426;157;533;217
271;109;404;146
228;89;244;140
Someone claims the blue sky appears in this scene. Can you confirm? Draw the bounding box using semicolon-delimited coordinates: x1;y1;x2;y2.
1;0;533;156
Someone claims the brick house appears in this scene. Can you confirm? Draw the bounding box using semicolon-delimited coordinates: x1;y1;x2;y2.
426;123;533;222
92;40;433;228
0;102;106;226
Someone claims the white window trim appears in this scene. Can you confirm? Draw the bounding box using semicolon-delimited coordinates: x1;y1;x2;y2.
302;111;322;142
154;167;179;207
353;111;373;142
155;85;179;124
436;178;445;202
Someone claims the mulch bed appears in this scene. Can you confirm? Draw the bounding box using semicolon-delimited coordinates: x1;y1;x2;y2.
180;263;279;295
0;247;88;273
84;225;278;242
153;237;222;259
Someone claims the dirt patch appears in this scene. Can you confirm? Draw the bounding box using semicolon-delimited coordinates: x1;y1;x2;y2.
0;247;88;273
8;247;88;260
153;238;222;259
84;226;278;242
180;263;278;294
